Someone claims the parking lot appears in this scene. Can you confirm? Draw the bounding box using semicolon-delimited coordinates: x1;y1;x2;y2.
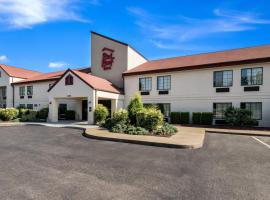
0;126;269;200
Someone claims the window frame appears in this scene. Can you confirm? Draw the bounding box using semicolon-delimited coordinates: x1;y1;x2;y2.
157;75;171;91
213;102;232;119
241;67;263;86
27;104;33;110
240;102;262;120
139;77;152;91
65;74;74;85
26;85;33;96
213;70;233;87
19;86;25;96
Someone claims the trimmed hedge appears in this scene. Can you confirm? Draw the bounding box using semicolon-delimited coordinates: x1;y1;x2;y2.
136;107;163;131
180;112;190;124
94;104;109;124
201;112;213;125
21;111;38;122
192;112;202;124
170;112;180;124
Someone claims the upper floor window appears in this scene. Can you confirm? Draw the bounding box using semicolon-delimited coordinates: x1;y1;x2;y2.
19;86;25;96
241;102;262;120
241;67;263;86
139;77;152;91
65;75;73;85
213;103;232;119
214;70;233;87
1;87;6;98
157;75;171;90
27;86;33;96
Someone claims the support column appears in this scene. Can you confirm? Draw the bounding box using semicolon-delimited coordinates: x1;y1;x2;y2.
49;98;58;122
87;93;95;124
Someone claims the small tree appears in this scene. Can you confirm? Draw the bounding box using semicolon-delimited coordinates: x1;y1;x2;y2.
94;104;109;124
224;107;257;126
127;93;143;125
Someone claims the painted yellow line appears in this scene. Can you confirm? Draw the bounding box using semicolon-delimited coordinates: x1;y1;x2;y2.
252;136;270;149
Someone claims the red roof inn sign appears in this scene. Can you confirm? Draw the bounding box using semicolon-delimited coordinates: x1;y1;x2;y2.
101;47;115;70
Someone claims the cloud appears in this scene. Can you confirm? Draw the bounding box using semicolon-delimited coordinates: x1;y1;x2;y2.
0;0;90;29
128;7;270;50
48;61;68;68
0;55;8;62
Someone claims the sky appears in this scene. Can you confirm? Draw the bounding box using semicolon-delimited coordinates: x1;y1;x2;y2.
0;0;269;73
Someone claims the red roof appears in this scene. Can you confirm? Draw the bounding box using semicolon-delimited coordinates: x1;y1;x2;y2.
0;64;42;79
123;44;270;76
48;69;122;94
12;67;91;85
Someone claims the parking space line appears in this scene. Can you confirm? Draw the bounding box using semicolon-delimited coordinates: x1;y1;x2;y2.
252;136;270;149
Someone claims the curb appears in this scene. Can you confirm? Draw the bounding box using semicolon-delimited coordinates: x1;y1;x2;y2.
206;130;270;137
82;132;201;149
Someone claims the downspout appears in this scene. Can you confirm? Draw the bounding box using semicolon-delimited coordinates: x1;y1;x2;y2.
12;77;15;107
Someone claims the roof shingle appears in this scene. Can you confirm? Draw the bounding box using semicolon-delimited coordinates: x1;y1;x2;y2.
0;64;42;79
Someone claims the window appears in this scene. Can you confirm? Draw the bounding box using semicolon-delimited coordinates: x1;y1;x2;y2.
241;102;262;120
0;87;6;98
19;104;25;108
65;75;73;85
157;103;171;118
27;104;33;110
213;103;232;119
139;77;152;91
19;86;25;96
157;75;171;90
27;86;33;96
241;67;263;86
214;70;233;87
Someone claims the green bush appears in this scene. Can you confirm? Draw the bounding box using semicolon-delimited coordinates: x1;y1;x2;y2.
18;108;30;118
124;126;148;135
136;107;163;131
201;112;213;125
127;93;143;125
111;124;128;133
0;108;19;121
38;107;49;120
180;112;190;124
225;107;257;126
170;112;180;124
21;111;38;122
112;109;129;125
94;104;109;124
153;123;178;136
192;112;202;124
65;110;75;120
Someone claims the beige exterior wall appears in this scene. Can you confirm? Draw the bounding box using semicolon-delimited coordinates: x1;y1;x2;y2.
124;63;270;127
14;81;55;110
91;33;147;89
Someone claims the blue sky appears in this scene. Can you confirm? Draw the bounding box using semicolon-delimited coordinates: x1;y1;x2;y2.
0;0;269;73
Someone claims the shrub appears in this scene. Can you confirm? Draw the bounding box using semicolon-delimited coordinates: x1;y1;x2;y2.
136;107;163;131
201;112;213;125
21;111;38;122
124;126;148;135
94;104;109;124
153;123;178;136
192;112;201;124
225;107;257;126
180;112;190;124
127;93;143;125
18;108;30;118
170;112;181;124
65;110;76;120
112;109;129;125
38;107;49;120
111;124;127;133
0;108;19;121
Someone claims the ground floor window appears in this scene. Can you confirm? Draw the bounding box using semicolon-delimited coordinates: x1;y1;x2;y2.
213;103;232;119
241;102;262;120
144;103;171;118
19;104;26;108
27;104;33;110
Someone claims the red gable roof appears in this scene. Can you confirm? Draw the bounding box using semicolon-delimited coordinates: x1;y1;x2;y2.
48;69;122;94
12;67;91;85
0;64;42;79
123;44;270;76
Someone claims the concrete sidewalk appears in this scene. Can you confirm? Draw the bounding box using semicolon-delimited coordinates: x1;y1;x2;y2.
84;126;205;149
206;128;270;137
